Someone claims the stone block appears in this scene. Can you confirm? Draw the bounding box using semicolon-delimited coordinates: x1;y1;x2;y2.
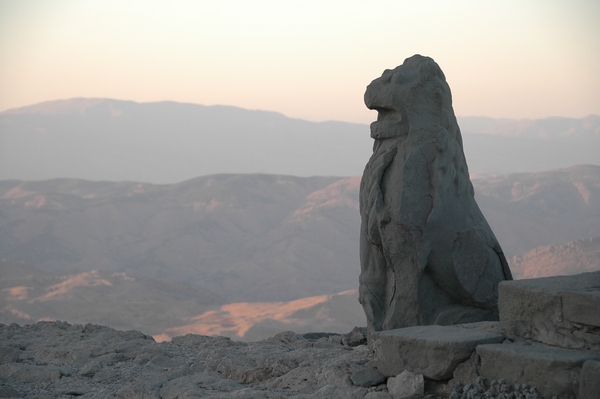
477;342;600;399
579;360;600;399
372;323;504;379
499;271;600;351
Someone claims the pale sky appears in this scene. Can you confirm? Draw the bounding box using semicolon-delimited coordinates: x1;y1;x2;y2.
1;0;599;124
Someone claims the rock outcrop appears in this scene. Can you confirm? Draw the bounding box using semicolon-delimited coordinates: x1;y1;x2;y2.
359;55;512;337
0;322;376;398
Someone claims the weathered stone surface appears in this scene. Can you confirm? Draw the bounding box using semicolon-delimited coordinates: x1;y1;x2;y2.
478;342;600;399
372;324;504;379
0;385;24;398
373;325;504;380
0;364;62;383
359;55;512;339
7;318;595;398
499;271;600;351
0;322;375;399
579;360;600;399
387;370;424;399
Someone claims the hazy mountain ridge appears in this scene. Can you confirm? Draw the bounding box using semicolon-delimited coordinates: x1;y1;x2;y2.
1;167;599;339
458;114;600;138
1;98;598;183
0;174;360;303
0;98;372;183
472;165;600;255
1;99;598;339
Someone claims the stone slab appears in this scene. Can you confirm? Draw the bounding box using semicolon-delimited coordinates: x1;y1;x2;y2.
372;323;504;379
499;271;600;351
477;342;600;399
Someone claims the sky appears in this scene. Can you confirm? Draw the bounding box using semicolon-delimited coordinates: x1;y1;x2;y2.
1;0;599;124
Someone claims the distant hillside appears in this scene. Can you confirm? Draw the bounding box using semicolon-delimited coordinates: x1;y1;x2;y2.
510;237;600;279
0;259;224;335
472;165;600;256
1;166;599;339
159;289;365;342
459;114;600;138
1;166;598;298
0;259;364;340
0;174;361;302
1;98;598;183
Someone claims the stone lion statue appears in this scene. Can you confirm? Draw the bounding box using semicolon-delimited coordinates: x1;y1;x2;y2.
359;55;512;338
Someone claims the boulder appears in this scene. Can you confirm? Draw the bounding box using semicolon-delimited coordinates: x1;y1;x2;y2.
477;342;600;399
350;367;386;387
387;370;424;399
359;54;512;339
499;271;600;350
372;323;504;379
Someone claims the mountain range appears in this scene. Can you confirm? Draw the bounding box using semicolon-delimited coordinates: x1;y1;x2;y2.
1;166;599;339
1;98;599;183
1;98;598;340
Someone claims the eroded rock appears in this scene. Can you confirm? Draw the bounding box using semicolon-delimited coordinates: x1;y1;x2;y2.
359;55;512;339
0;322;375;399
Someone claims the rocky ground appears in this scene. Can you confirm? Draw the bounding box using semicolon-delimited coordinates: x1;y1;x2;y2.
0;321;404;399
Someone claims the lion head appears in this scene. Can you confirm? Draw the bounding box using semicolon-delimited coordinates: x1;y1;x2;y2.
364;55;459;144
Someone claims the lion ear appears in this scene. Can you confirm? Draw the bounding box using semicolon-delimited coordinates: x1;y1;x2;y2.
418;59;441;78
